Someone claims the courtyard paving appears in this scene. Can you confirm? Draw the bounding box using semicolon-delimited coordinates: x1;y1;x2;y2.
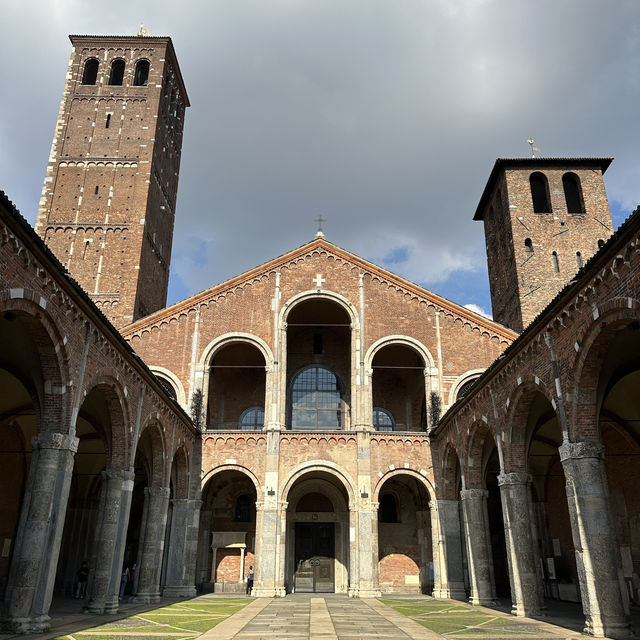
0;594;601;640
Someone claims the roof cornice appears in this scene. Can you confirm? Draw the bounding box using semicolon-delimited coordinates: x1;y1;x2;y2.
121;237;517;343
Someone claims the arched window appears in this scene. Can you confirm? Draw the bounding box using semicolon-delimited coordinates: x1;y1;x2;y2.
598;239;605;249
108;59;125;86
552;251;560;273
530;172;552;213
133;59;150;86
456;377;479;402
576;251;583;269
373;407;394;431
81;58;99;85
239;406;264;431
380;494;398;523
235;495;251;522
563;172;585;214
290;365;343;429
154;375;177;401
524;238;533;253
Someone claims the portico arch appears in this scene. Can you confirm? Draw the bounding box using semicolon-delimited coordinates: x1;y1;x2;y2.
195;467;258;593
281;464;353;594
199;333;274;430
279;291;360;430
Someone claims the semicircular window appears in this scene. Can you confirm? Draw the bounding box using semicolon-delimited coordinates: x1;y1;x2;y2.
373;407;394;431
456;377;479;402
239;406;264;431
290;365;343;429
154;375;177;401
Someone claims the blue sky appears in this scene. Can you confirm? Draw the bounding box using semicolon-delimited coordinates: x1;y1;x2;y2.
2;0;640;321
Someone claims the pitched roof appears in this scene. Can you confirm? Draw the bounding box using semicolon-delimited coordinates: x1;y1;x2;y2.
121;235;517;343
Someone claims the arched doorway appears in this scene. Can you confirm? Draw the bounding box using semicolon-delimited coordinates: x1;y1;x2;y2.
284;470;351;593
286;299;352;429
196;470;257;592
376;473;432;593
54;385;113;597
525;392;578;605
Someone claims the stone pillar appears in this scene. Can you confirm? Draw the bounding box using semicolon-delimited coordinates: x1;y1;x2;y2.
498;472;543;616
461;489;496;605
356;502;380;597
560;442;631;638
416;509;432;594
88;467;134;614
430;499;466;599
254;501;285;596
4;431;78;634
134;485;170;603
162;498;201;598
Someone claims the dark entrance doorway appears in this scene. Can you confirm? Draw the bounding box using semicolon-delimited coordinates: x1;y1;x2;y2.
294;523;335;593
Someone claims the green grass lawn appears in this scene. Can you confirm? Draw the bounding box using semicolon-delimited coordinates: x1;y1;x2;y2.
379;598;560;637
53;597;253;640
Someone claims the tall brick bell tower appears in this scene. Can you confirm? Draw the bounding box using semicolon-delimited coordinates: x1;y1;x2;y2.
474;158;614;333
36;35;189;328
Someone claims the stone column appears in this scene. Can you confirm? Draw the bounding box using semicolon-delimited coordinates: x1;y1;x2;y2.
356;502;380;597
254;500;285;596
4;431;78;634
134;485;170;603
498;472;543;616
88;467;134;614
162;498;201;598
461;489;496;605
560;442;631;638
416;509;432;594
430;499;466;599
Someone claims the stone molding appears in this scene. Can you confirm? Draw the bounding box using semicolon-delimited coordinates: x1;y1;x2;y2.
460;488;488;500
32;431;79;453
497;471;530;486
559;441;605;461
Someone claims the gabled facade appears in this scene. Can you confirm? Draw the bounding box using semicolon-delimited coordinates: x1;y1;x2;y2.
121;233;514;596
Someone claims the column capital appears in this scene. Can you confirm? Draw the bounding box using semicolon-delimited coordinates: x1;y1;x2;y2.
460;488;488;500
145;485;171;499
559;441;604;462
498;471;530;486
103;466;134;482
32;430;78;453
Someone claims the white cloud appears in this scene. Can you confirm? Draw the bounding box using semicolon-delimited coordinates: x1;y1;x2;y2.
464;304;492;320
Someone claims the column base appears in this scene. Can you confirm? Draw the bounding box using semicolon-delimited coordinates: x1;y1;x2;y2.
433;586;467;600
352;588;382;598
252;587;285;597
133;592;161;604
469;596;497;606
585;615;633;639
163;585;197;598
2;615;51;634
511;603;542;618
87;596;119;615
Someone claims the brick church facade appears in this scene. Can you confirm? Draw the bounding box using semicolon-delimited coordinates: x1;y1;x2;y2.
0;34;637;638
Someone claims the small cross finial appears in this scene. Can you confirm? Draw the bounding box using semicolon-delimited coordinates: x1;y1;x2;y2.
314;216;326;238
137;24;151;37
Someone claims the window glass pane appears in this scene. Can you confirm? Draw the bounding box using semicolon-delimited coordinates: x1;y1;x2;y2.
293;409;317;427
317;410;339;428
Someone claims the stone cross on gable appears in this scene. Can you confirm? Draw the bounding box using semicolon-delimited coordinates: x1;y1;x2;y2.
313;273;326;288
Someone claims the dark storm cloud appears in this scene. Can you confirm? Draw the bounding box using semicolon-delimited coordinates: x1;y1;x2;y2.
2;0;639;315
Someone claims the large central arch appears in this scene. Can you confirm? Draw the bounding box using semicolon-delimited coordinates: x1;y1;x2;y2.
281;462;355;594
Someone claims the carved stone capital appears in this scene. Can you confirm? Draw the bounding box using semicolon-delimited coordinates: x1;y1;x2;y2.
498;471;530;487
559;441;605;462
460;488;488;501
32;431;79;453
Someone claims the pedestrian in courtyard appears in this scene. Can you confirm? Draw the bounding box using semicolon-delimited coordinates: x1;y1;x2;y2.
75;561;89;599
119;564;130;598
246;565;254;594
